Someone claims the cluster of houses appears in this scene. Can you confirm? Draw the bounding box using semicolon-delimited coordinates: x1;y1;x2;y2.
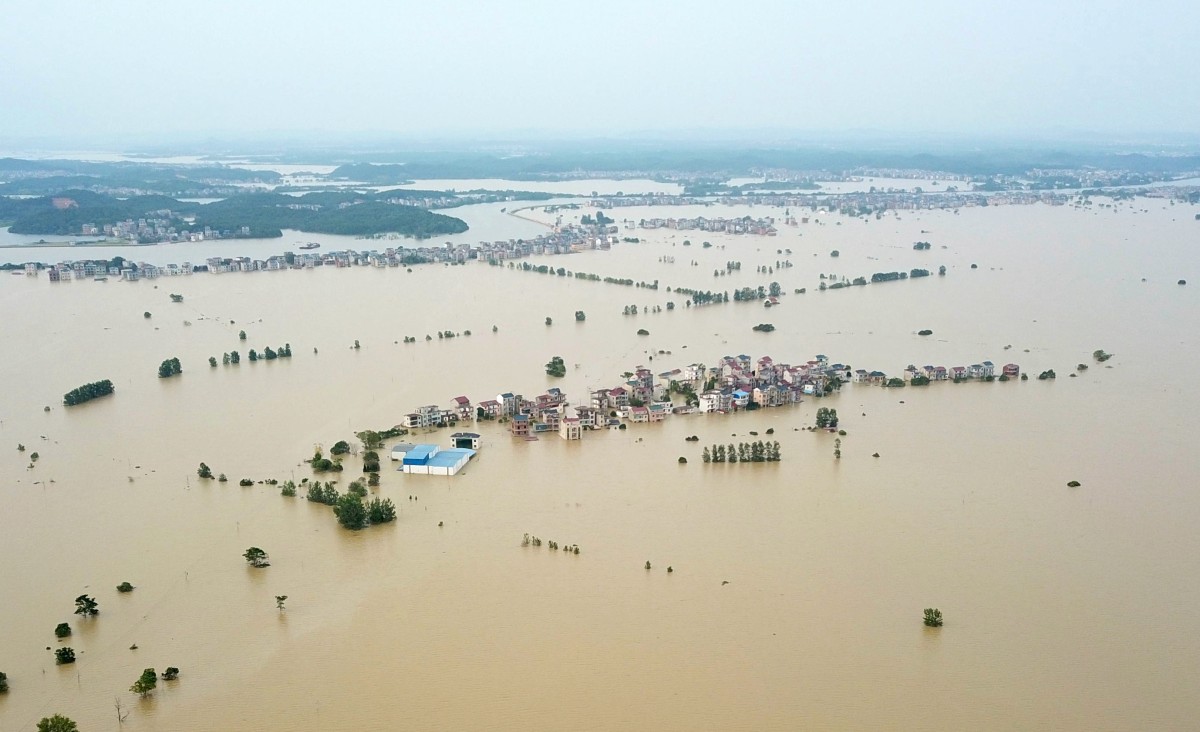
634;216;778;235
76;214;252;244
389;355;844;444
389;352;1024;448
898;361;1021;382
585;188;1099;218
44;259;194;281
396;388;585;441
29;221;631;282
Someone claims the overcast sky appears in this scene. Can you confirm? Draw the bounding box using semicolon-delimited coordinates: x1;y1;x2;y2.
2;0;1197;145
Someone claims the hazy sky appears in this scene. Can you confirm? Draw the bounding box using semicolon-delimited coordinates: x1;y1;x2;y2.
2;0;1198;144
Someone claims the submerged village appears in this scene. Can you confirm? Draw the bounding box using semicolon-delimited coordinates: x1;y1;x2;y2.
14;178;1200;281
12;194;1044;480
385;351;1021;475
9;182;1106;482
19;208;788;281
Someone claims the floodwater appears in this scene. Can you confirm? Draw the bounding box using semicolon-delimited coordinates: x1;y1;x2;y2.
1;196;1198;731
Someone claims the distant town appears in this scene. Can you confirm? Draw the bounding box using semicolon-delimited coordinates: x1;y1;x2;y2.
588;183;1200;219
23;220;618;280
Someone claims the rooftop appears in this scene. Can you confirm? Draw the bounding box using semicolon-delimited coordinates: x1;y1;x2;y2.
406;444;437;460
428;448;476;469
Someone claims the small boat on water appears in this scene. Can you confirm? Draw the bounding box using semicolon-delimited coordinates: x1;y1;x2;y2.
298;242;321;250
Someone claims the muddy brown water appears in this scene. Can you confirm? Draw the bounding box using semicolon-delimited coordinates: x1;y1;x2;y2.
1;198;1198;731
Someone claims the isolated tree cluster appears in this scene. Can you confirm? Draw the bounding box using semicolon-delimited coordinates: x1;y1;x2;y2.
815;407;839;429
73;595;98;617
701;441;782;463
62;379;114;406
157;357;182;378
243;547;270;568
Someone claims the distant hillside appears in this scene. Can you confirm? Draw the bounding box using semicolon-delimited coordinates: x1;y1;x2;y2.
1;191;191;235
318;147;1200;180
192;193;467;238
0;157;57;172
1;190;468;239
0;158;283;196
329;163;415;184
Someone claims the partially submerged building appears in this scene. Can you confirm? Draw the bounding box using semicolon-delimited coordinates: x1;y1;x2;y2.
395;444;476;476
450;432;482;450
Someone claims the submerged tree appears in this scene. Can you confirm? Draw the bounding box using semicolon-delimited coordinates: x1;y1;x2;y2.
545;356;566;378
157;357;182;378
243;547;270;568
923;608;944;627
74;595;98;617
275;595;288;613
306;481;339;505
36;715;79;732
367;497;397;524
815;407;839;429
54;647;75;665
333;494;368;530
62;379;115;406
54;622;71;638
130;668;157;698
356;430;384;450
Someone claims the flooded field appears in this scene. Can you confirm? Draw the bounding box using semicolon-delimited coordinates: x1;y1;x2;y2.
1;198;1198;731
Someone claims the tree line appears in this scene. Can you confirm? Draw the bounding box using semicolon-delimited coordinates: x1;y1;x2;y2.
247;344;293;362
63;379;114;406
702;441;783;463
